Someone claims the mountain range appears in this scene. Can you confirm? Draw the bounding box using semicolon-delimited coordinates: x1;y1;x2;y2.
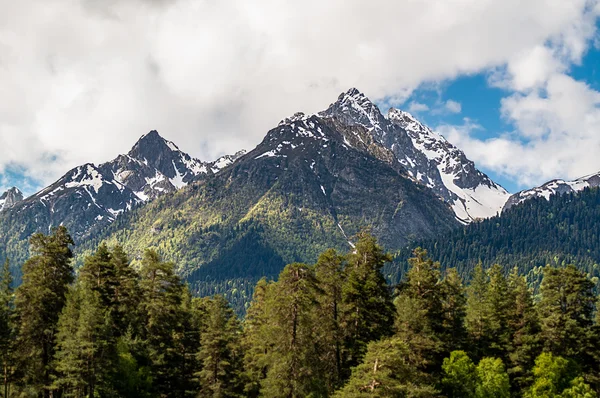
1;88;599;302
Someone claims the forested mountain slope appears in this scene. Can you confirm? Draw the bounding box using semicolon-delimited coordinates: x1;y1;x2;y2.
390;187;600;285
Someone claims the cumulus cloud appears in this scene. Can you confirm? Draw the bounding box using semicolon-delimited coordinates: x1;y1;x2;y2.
0;0;599;193
444;100;462;114
438;74;600;187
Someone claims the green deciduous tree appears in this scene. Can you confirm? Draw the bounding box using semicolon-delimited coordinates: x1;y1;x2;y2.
334;337;437;398
475;357;510;398
525;352;578;398
441;350;476;398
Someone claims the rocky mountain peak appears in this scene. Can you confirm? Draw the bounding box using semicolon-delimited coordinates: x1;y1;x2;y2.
0;187;24;211
321;88;387;133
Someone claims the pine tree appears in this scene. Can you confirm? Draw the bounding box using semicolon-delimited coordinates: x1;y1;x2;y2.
314;248;346;392
53;284;115;397
506;268;541;392
139;248;187;397
14;226;74;396
538;266;596;366
485;264;512;361
111;245;142;337
465;263;491;360
258;263;325;398
439;268;467;356
333;337;437;397
242;278;273;397
196;295;244;398
394;248;444;374
0;259;14;398
341;231;394;370
78;243;116;306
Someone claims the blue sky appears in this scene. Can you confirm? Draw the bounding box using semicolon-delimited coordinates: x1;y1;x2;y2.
1;0;599;196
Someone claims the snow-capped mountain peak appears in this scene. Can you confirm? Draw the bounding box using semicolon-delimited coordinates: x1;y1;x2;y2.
321;88;388;133
7;131;246;241
320;89;510;222
0;187;24;212
504;172;600;211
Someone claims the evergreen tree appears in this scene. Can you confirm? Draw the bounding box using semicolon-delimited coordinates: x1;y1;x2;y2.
14;226;74;396
139;248;186;397
507;268;541;392
78;243;115;306
111;245;142;337
242;278;273;397
342;231;394;370
314;248;346;391
538;266;596;366
0;259;13;398
53;284;115;397
439;268;467;357
394;248;444;374
485;265;512;361
196;295;244;398
258;263;325;398
465;263;491;360
333;337;437;397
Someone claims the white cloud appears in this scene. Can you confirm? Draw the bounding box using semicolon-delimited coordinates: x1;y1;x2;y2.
444;100;462;114
0;0;599;192
438;74;600;188
408;102;430;113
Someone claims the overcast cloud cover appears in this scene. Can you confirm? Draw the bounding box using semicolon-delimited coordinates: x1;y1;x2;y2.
1;0;600;193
